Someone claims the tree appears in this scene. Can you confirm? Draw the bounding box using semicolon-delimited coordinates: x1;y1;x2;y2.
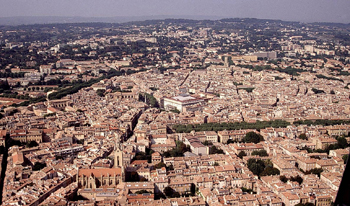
209;145;224;154
96;89;105;97
163;141;190;158
26;141;39;148
135;190;151;194
166;164;174;171
76;139;84;145
247;159;265;176
298;133;308;140
154;162;166;169
202;140;213;146
243;132;264;144
33;162;46;171
129;171;140;182
337;137;348;149
227;139;235;144
238;151;247;159
280;175;288;183
251;150;268;157
290;175;303;185
260;167;280;176
140;177;148;182
163;186;180;198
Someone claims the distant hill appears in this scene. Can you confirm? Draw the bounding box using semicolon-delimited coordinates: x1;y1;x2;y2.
0;15;224;26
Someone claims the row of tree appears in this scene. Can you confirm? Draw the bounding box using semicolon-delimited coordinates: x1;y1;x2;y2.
172;120;291;133
294;119;350;126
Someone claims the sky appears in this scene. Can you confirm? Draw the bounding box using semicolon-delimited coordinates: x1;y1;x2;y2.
0;0;349;23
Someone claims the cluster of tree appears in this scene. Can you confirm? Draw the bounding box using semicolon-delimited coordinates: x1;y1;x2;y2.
32;162;47;171
247;158;280;177
237;64;307;76
238;88;255;93
0;92;31;100
139;93;159;108
132;148;154;163
316;74;343;82
172;120;290;133
26;141;39;148
5;109;18;116
311;88;326;94
276;66;308;76
294;119;350;126
48;68;127;100
274;76;284;80
0;80;10;91
170;108;180;114
300;137;348;155
202;140;213;146
238;151;247;159
209;145;224;155
48;80;98;100
280;175;303;185
126;171;147;182
43;113;56;118
163;186;180;198
298;133;308;140
96;89;105;97
11;96;47;107
300;168;323;178
251;149;268;157
135;190;152;194
241;187;256;194
149;87;158;91
242;132;265;144
154;162;166;169
163;141;191;158
163;184;196;198
76;139;84;145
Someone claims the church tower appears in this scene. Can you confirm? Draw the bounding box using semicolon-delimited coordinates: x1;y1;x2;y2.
114;139;125;182
114;141;123;168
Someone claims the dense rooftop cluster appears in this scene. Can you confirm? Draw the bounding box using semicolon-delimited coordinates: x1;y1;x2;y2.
0;18;349;205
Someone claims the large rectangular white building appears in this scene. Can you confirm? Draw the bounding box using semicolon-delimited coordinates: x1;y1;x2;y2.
163;94;204;112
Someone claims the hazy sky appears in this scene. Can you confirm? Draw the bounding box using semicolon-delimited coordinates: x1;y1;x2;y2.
0;0;349;23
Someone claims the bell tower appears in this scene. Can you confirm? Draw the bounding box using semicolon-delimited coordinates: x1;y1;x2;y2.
114;140;123;168
114;139;125;182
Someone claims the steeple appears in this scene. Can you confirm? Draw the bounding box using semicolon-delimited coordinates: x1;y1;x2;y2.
114;139;123;168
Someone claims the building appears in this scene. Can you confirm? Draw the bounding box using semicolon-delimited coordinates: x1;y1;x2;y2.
56;59;76;69
77;168;122;189
48;99;70;110
163;94;204;112
0;130;6;147
39;65;53;74
152;152;162;164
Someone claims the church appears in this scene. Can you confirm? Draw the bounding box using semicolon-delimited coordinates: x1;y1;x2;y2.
77;168;122;189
